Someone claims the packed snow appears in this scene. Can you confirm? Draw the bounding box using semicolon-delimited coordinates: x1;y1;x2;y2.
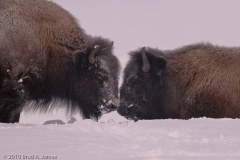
1;118;240;159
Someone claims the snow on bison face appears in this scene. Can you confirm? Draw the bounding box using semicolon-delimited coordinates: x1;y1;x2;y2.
117;47;166;121
72;37;121;119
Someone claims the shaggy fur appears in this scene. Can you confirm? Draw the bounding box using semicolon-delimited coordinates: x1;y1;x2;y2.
0;0;120;123
118;43;240;121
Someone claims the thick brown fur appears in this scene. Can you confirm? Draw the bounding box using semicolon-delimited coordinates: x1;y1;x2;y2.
118;43;240;121
0;0;120;123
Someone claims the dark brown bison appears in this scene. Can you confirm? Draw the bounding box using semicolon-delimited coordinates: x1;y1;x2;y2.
0;0;120;123
118;43;240;121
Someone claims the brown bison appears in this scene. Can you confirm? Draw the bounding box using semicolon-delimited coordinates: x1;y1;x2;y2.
118;43;240;121
0;0;120;123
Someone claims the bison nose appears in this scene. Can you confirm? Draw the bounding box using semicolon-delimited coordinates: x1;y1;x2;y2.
100;101;118;114
117;102;128;116
109;104;118;111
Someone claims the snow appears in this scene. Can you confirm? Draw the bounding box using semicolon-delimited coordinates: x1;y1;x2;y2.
1;118;240;159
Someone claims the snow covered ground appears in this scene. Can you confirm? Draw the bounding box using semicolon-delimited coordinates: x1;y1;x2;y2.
1;118;240;159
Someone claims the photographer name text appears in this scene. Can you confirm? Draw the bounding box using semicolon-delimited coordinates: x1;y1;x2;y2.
3;154;57;159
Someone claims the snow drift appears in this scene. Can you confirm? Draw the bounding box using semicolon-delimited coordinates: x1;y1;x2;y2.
1;118;240;159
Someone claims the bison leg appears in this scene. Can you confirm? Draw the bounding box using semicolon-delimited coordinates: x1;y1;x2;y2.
0;91;23;123
9;110;21;123
0;107;21;123
0;80;25;123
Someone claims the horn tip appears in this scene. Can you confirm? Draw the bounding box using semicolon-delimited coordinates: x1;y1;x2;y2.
94;45;100;49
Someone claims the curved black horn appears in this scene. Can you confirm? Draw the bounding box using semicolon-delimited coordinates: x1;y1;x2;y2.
89;45;99;64
142;47;150;72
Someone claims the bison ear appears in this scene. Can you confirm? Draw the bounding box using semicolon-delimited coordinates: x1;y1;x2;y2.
102;41;114;52
73;50;88;70
110;41;114;48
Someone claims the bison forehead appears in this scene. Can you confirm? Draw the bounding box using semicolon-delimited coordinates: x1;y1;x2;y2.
98;56;109;71
124;62;139;81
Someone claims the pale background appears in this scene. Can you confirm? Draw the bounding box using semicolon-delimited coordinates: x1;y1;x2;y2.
20;0;240;124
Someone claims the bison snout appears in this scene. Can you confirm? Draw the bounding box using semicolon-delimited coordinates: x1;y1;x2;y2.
99;100;118;114
117;102;131;117
117;102;140;121
106;103;118;111
117;106;127;117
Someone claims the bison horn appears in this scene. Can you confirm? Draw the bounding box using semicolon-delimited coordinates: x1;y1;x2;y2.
142;47;150;72
110;41;114;48
89;45;99;64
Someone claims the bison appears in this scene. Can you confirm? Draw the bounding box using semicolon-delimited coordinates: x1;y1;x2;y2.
118;43;240;121
0;0;120;123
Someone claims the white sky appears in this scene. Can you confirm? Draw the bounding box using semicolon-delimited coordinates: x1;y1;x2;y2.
21;0;240;124
54;0;240;59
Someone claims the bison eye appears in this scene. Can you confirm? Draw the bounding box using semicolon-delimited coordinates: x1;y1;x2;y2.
128;76;138;84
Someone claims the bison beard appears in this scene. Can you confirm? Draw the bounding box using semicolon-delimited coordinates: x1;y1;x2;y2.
118;43;240;121
0;0;120;123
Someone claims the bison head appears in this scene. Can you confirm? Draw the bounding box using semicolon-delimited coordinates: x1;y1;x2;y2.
72;37;120;120
118;47;166;121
